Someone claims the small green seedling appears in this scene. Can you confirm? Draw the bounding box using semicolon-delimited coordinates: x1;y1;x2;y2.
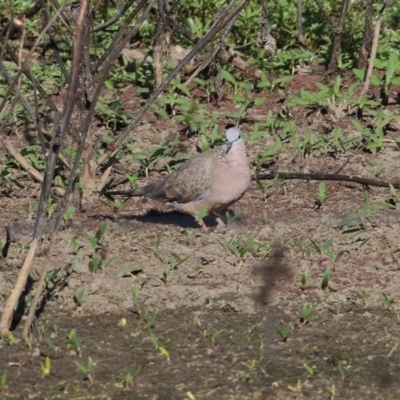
162;252;190;283
222;236;250;264
149;328;158;350
301;267;309;289
301;303;313;323
71;237;83;253
40;356;51;376
328;384;336;400
276;323;292;342
303;363;315;376
5;332;14;346
45;337;60;358
115;367;141;389
76;357;96;384
288;379;302;393
63;205;76;226
126;172;139;187
0;371;7;391
338;361;346;381
73;286;86;306
315;182;328;209
321;267;331;290
382;293;394;310
202;323;223;347
66;330;83;356
194;206;208;225
224;210;244;228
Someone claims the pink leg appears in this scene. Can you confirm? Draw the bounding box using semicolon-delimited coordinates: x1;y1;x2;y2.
198;219;209;232
215;217;226;227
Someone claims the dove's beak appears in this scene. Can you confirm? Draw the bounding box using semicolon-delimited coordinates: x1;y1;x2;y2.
225;140;234;154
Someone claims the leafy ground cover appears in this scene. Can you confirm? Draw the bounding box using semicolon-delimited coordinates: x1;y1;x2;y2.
1;0;400;398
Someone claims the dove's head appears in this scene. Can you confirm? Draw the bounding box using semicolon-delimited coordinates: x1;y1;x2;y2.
225;127;244;153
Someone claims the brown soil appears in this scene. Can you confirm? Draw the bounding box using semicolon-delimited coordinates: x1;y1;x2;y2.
1;73;400;399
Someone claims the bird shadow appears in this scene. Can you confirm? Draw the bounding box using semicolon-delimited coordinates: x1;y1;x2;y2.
92;208;242;230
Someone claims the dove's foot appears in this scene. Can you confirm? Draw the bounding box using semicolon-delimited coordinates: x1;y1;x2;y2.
198;219;209;232
215;217;226;227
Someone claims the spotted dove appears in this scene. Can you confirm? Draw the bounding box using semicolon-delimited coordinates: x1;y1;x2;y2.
97;127;251;231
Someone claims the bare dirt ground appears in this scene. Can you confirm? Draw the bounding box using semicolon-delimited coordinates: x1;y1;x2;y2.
1;74;400;399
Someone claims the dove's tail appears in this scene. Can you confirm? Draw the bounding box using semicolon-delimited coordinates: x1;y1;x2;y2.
94;187;145;197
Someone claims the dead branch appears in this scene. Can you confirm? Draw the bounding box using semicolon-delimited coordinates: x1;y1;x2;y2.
166;14;262;79
326;0;350;75
254;171;400;190
185;3;239;86
96;0;251;181
360;4;387;98
357;0;374;69
0;0;89;336
93;1;135;32
4;140;44;183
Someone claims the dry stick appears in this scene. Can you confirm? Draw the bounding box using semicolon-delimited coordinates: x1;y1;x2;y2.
314;0;334;27
39;0;69;81
76;4;151;200
254;171;400;190
0;238;40;336
22;2;93;337
357;0;374;69
4;140;44;183
96;0;250;175
95;0;150;72
0;0;88;335
93;1;134;32
297;0;305;47
166;16;262;79
326;0;349;74
73;0;154;198
50;4;154;225
360;6;385;97
22;233;56;338
153;0;167;88
86;0;156;187
184;6;238;86
0;6;63;118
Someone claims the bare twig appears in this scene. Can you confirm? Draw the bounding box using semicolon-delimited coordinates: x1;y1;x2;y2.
0;0;89;336
357;0;374;69
95;0;151;71
93;1;135;32
22;233;56;338
166;14;262;78
4;140;44;183
185;0;238;86
326;0;350;74
96;0;250;179
360;5;386;97
297;0;305;47
254;171;400;190
314;0;334;27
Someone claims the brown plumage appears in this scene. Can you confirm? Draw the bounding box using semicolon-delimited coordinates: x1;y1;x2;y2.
96;128;251;231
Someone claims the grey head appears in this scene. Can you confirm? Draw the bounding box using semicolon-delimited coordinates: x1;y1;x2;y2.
225;127;244;153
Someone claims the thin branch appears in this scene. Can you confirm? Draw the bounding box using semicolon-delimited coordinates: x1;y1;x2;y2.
116;0;249;148
314;0;334;27
93;1;135;32
166;13;262;78
360;5;386;97
254;171;400;189
4;140;44;183
185;1;238;86
0;0;89;336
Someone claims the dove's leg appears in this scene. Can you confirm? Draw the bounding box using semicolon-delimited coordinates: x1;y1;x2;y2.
198;219;209;232
215;217;226;227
